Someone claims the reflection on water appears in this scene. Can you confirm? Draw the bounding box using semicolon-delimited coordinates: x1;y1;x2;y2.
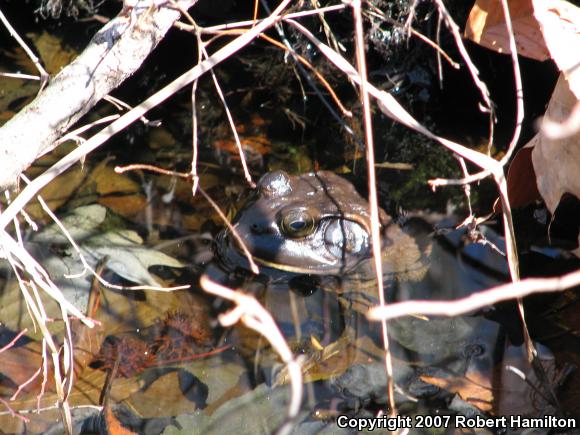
0;169;575;434
202;171;571;433
200;221;570;434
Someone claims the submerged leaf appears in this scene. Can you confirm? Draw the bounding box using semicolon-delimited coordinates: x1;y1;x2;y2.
163;384;302;435
82;229;182;286
33;203;107;244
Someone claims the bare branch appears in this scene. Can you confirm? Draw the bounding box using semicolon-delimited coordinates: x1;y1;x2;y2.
368;269;580;321
351;0;396;416
0;0;199;190
0;0;292;232
200;276;302;435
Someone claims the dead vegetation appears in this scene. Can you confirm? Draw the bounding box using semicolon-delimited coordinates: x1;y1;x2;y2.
0;0;578;433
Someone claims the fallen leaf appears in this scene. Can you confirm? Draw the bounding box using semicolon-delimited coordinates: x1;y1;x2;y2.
32;203;107;244
465;0;580;98
465;0;550;60
82;229;183;286
105;406;138;435
163;384;299;435
84;162;147;218
498;140;541;211
24;166;87;221
421;372;494;412
535;0;580;98
26;31;78;74
421;342;563;416
531;74;580;256
125;369;207;418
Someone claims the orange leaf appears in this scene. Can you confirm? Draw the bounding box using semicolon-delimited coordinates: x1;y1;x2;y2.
105;406;138;435
465;0;550;60
421;373;494;412
506;142;541;209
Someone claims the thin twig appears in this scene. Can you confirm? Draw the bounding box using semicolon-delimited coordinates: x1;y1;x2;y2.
0;398;29;423
368;269;580;321
286;18;498;170
433;0;494;145
200;42;255;187
4;256;72;433
0;0;293;233
53;115;120;149
197;4;347;33
312;0;345;54
171;4;256;186
0;403;102;417
115;163;260;274
0;72;41;81
364;6;460;69
102;95;158;126
456;157;473;217
200;276;302;435
0;9;49;89
258;32;352;117
10;366;42;401
189;22;203;196
493;0;532;364
197;187;260;275
351;0;396;415
1;231;94;327
0;328;28;354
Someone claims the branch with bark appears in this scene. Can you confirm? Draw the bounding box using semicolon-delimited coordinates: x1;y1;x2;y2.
0;0;198;190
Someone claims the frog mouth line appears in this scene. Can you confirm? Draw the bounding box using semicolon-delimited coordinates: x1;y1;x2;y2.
249;250;429;280
248;254;346;274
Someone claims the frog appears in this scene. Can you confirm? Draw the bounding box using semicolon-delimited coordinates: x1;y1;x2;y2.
215;170;521;388
216;170;430;312
214;171;536;407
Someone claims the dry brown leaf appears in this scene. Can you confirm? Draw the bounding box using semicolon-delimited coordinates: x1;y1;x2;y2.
531;74;580;256
497;139;541;212
0;344;47;392
0;362;140;433
465;0;550;60
422;343;562;417
0;277;67;337
420;372;494;412
105;406;139;435
465;0;580;94
0;289;203;430
124;370;202;418
535;0;580;98
24;166;87;221
26;31;78;74
84;161;147;218
148;128;177;149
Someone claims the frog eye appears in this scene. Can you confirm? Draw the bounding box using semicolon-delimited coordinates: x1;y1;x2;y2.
280;209;316;238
